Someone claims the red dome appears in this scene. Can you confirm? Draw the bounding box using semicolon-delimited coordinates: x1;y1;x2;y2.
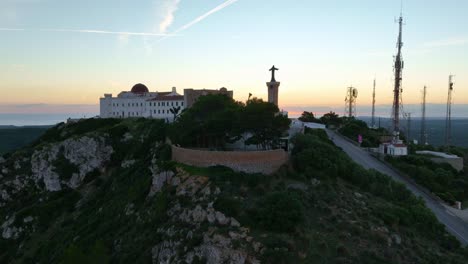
131;83;149;94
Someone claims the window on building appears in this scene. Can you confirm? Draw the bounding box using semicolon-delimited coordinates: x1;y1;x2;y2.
128;103;130;107
158;110;160;114
141;103;143;106
182;102;184;106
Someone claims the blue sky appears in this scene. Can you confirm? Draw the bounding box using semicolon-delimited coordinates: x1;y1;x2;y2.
0;0;467;116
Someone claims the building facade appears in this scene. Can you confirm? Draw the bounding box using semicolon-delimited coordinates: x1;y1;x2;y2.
99;83;185;122
183;87;233;108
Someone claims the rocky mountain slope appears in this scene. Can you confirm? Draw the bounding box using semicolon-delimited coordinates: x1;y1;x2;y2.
0;118;467;263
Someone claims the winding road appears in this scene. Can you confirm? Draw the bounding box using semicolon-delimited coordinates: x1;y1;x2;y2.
327;129;468;246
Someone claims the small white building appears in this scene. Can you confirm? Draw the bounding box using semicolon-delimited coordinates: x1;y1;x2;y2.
100;83;185;122
379;142;408;156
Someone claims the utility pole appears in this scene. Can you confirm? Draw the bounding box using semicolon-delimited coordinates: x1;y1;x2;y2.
371;78;376;128
445;75;454;149
420;86;427;145
391;13;404;141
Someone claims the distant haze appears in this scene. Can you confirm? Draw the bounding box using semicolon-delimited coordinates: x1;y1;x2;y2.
284;103;468;119
0;103;466;126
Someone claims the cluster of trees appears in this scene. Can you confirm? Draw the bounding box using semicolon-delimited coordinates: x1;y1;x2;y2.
169;94;290;150
387;155;468;205
297;111;388;147
339;119;388;147
298;111;343;127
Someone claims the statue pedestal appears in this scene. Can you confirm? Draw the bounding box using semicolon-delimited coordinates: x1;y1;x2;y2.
266;81;280;106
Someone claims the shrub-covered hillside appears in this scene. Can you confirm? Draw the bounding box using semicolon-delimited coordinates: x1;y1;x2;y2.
0;118;467;263
386;154;468;206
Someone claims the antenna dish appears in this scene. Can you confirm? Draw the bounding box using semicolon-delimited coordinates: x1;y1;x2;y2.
352;88;358;98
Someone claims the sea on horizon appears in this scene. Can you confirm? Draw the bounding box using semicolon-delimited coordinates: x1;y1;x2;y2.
0;113;98;126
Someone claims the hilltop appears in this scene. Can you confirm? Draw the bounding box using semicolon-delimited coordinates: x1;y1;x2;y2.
0;118;467;263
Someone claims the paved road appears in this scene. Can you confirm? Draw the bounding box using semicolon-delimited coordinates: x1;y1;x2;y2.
327;129;468;246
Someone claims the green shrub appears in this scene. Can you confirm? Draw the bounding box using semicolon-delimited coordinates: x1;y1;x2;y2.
251;191;304;232
52;149;79;181
260;236;298;264
214;196;241;218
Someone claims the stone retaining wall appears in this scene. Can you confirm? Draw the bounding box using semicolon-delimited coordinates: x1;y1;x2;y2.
171;145;288;174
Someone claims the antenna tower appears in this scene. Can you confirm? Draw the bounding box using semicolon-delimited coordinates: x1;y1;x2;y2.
345;86;358;118
404;112;411;142
420;86;427;145
391;13;404;140
371;79;376;128
445;75;454;148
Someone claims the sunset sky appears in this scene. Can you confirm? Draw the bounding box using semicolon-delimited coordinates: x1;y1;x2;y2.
1;0;467;117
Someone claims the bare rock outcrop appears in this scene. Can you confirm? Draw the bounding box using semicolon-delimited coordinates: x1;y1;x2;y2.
151;168;260;264
31;136;113;191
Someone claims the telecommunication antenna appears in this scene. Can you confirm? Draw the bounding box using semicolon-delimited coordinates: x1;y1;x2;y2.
391;13;404;140
445;75;454;148
420;86;428;145
345;86;358;118
371;79;376;128
404;112;411;142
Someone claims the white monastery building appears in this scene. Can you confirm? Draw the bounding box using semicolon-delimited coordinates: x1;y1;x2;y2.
100;83;185;122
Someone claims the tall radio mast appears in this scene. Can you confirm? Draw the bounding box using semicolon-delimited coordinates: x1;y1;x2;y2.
391;13;404;140
420;86;428;145
371;79;376;128
445;75;454;148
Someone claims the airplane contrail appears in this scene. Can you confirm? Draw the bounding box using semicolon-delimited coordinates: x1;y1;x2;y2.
0;28;177;36
40;29;177;36
0;28;25;31
157;0;240;43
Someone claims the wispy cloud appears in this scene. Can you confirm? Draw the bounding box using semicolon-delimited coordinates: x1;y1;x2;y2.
118;33;130;45
423;37;468;48
0;28;24;31
158;0;181;34
11;64;26;72
143;36;154;54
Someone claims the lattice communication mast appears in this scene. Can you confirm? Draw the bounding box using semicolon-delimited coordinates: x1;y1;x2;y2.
391;14;404;139
371;79;376;128
445;75;454;148
420;86;428;145
345;86;358;118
